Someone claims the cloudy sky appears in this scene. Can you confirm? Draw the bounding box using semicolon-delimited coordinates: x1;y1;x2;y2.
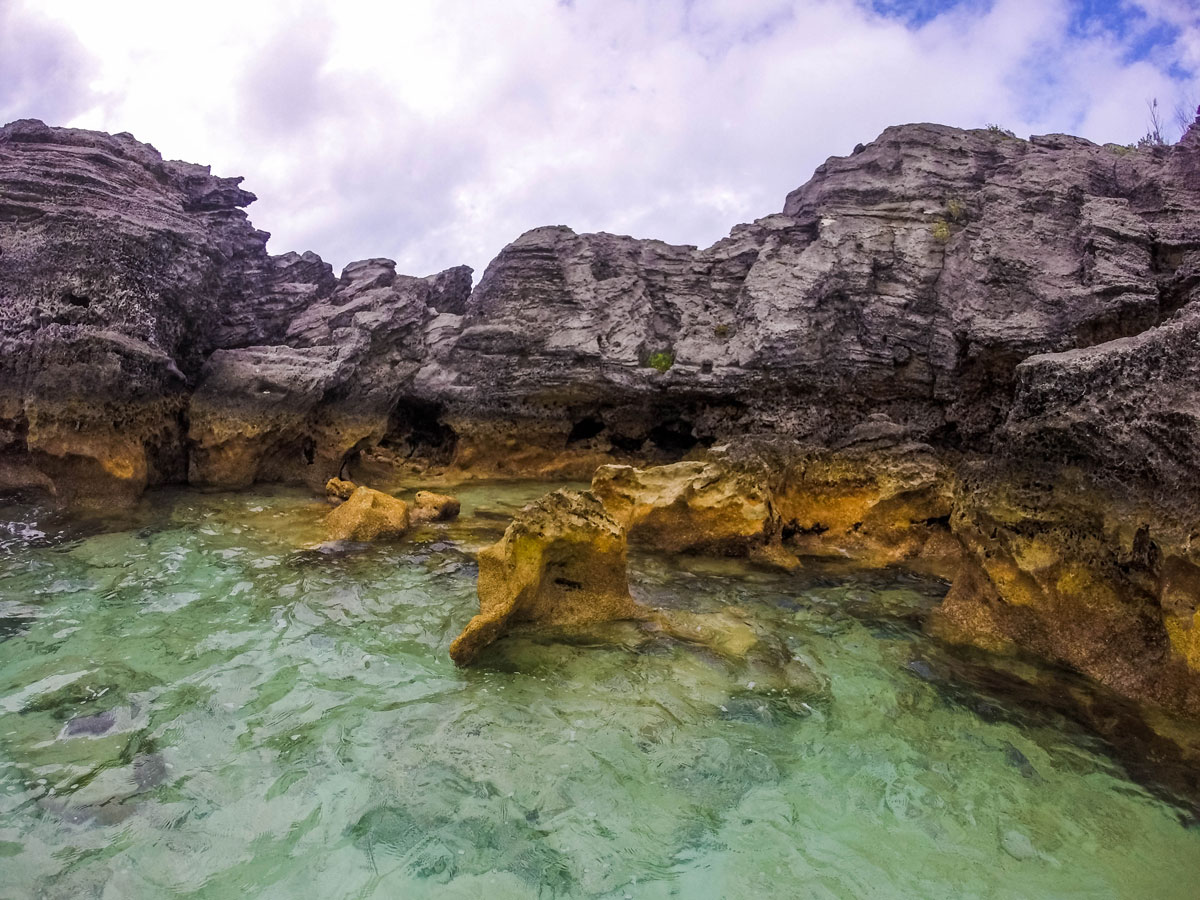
2;0;1197;279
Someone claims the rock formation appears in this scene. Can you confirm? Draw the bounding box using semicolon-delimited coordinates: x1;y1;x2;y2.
187;258;472;490
3;113;1200;721
0;120;324;504
324;486;410;543
410;490;460;524
326;477;357;501
591;460;774;554
449;490;648;665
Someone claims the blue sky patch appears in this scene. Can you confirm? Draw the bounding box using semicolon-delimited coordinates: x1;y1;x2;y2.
866;0;1185;68
865;0;989;27
1068;0;1182;64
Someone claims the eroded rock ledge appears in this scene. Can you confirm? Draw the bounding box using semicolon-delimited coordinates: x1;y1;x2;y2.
2;115;1200;723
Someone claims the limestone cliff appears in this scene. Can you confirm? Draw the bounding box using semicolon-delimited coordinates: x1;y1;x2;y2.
2;114;1199;721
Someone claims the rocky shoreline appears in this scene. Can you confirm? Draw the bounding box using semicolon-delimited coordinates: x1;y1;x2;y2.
2;115;1199;726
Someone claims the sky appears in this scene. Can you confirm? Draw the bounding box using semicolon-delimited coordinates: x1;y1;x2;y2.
1;0;1198;279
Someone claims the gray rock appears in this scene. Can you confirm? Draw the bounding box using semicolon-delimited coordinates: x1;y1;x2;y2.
187;255;472;488
63;709;116;737
1000;829;1038;861
416;122;1199;467
0;119;335;504
5;114;1200;721
6;116;1197;497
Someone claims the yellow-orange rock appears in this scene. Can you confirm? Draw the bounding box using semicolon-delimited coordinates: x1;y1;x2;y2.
449;490;649;666
772;447;958;573
928;471;1200;717
324;486;410;542
591;461;773;554
325;477;357;501
410;490;461;524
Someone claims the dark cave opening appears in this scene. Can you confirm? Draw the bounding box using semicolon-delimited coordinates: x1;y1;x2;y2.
382;398;458;464
566;416;606;445
647;419;705;455
608;432;646;453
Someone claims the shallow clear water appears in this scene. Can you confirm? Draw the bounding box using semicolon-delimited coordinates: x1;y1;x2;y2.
1;483;1199;899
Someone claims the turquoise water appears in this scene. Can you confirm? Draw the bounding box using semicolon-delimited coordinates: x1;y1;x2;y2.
1;483;1199;899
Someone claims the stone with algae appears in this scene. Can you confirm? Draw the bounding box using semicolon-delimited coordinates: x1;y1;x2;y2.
449;490;649;666
324;486;410;542
325;477;357;501
410;490;461;524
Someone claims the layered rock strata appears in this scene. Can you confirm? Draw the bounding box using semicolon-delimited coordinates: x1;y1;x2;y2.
0;120;327;503
3;114;1200;721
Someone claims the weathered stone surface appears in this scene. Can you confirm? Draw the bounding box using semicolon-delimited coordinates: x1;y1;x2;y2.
5;114;1200;722
326;477;357;501
324;486;410;542
187;259;472;489
410;490;460;524
930;464;1200;717
0;119;333;504
772;444;960;574
422;123;1200;462
449;490;648;666
7;116;1197;502
187;345;345;490
591;460;773;554
1005;304;1200;500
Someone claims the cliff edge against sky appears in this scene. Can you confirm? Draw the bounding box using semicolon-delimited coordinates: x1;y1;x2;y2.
2;115;1199;724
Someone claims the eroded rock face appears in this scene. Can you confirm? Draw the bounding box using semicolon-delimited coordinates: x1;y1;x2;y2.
771;444;961;575
591;460;774;554
6;117;1197;502
410;490;460;524
449;491;648;666
423;124;1200;461
324;486;410;542
1005;304;1200;500
187;259;472;490
5;114;1200;722
0;119;333;504
930;464;1200;717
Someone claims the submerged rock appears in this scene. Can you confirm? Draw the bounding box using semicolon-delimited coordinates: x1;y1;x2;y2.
324;486;410;542
410;490;461;525
449;490;649;665
652;609;760;658
62;709;116;737
325;477;357;501
1000;829;1038;862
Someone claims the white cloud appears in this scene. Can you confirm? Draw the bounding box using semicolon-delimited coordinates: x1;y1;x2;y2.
4;0;1198;278
0;0;96;123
